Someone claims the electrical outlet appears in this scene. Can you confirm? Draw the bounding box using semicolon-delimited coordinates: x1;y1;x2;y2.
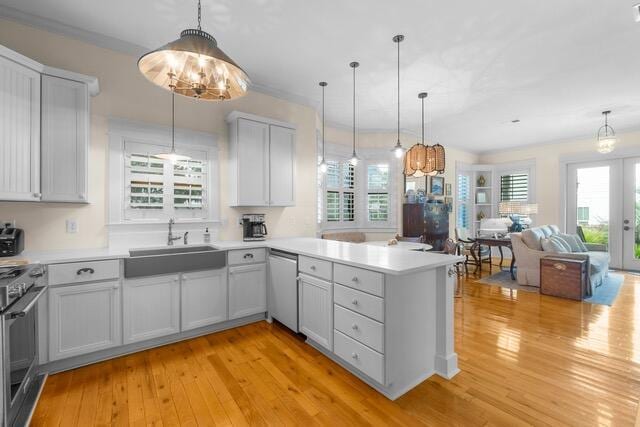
1;220;15;228
66;219;78;234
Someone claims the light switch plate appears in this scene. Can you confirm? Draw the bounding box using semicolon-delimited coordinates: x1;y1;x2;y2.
66;219;78;234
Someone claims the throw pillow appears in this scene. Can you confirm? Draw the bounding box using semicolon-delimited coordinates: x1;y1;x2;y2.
557;233;584;252
541;237;570;253
550;235;572;252
522;228;544;251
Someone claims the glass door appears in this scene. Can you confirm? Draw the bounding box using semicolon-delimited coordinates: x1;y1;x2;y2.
623;157;640;271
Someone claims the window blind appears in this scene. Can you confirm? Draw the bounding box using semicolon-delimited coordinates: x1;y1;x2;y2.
500;173;528;201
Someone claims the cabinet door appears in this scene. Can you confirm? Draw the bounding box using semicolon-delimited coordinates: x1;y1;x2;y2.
123;274;180;344
228;263;267;319
41;75;89;202
299;273;333;350
181;269;227;331
269;125;295;206
49;280;121;361
236;118;269;206
0;56;40;201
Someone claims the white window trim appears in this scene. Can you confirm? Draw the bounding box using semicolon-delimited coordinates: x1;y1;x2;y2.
108;118;220;227
319;143;398;232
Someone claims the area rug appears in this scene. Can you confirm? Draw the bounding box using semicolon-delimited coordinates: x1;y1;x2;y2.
475;270;538;293
584;273;624;306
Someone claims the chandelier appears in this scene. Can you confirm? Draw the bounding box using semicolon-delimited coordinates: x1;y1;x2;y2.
138;0;250;101
403;92;445;177
596;110;616;154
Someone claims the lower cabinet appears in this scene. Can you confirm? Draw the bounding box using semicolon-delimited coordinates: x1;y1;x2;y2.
181;269;228;331
49;280;121;361
228;263;267;319
299;273;333;350
123;274;180;344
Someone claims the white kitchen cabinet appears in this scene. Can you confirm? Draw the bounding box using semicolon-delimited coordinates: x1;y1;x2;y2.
0;55;41;201
227;111;296;207
41;75;89;202
228;263;267;319
123;274;180;344
181;268;228;331
49;280;121;361
268;125;295;206
299;273;333;350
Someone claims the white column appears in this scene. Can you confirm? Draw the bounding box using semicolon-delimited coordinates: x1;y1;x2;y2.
434;265;459;378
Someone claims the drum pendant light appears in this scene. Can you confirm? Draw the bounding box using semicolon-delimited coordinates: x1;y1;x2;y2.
349;61;360;166
319;82;328;173
157;88;191;162
138;0;250;101
391;35;406;159
404;92;445;176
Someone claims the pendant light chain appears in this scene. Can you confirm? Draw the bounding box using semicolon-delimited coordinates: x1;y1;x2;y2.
172;89;175;151
353;64;356;152
197;0;202;30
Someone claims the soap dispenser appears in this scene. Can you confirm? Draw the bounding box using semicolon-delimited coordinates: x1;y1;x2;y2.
203;227;211;243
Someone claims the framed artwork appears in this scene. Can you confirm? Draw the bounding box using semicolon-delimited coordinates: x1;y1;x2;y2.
445;183;452;196
430;176;444;196
476;191;487;204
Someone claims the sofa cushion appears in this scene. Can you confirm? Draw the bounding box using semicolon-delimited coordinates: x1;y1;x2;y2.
541;237;570;253
540;226;553;237
557;233;585;252
522;228;545;250
548;225;560;234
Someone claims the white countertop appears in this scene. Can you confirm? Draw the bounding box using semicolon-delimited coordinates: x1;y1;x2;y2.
4;237;461;275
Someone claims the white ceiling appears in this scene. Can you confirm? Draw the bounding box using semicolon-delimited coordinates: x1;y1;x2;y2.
2;0;640;152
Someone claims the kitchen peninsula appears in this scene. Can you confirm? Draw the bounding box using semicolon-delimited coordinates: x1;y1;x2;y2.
9;237;460;400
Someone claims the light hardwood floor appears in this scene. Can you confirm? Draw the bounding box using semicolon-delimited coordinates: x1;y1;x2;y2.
32;268;640;426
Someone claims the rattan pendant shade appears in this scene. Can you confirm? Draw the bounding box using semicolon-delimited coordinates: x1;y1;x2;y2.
403;93;445;177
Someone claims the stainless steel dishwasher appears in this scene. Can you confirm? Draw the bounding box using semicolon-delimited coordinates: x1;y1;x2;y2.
268;249;299;332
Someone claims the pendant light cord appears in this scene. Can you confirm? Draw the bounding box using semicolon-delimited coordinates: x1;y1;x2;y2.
321;82;326;160
171;89;176;151
421;95;424;145
397;38;400;144
353;64;356;154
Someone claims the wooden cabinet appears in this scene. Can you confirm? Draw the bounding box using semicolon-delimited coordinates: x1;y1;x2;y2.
299;273;333;350
48;280;121;361
402;203;424;238
0;55;41;201
227;112;296;207
181;269;227;331
123;274;180;343
228;263;267;319
41;75;89;202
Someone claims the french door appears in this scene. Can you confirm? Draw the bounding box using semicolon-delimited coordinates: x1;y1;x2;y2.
567;157;640;271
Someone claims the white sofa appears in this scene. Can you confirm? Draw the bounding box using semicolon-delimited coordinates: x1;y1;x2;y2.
510;225;609;294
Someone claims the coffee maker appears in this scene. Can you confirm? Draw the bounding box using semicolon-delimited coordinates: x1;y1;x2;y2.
242;214;267;241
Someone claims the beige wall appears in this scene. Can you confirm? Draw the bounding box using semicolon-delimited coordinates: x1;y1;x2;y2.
0;18;318;250
479;131;640;227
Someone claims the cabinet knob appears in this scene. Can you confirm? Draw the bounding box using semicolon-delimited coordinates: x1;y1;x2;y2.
310;265;316;270
33;193;41;198
351;299;358;305
351;352;359;360
351;323;358;330
351;276;359;282
78;193;85;199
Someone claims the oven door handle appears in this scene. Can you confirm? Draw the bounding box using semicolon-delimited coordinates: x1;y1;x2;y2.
5;286;46;319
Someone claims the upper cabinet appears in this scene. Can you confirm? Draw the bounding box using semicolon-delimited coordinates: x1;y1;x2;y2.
0;44;99;203
227;112;296;207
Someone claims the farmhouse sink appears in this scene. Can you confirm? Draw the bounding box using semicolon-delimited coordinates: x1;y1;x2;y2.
124;245;225;278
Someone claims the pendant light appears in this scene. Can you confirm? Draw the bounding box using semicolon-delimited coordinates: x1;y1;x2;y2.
597;110;617;154
138;0;250;101
391;35;406;159
319;82;328;173
349;61;360;166
403;92;446;176
157;88;191;162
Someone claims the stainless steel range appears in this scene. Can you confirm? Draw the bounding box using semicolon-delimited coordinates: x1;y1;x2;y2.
0;264;47;426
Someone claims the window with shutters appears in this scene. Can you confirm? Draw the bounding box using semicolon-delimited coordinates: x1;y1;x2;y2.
500;173;528;201
324;160;355;223
367;164;389;222
456;173;471;229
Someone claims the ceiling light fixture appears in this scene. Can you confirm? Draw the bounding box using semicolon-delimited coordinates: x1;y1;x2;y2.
157;88;191;162
319;82;328;173
391;35;406;159
403;92;445;177
597;110;617;154
349;61;360;166
138;0;249;101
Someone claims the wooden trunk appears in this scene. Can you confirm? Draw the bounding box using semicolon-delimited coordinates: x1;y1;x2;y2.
540;257;588;301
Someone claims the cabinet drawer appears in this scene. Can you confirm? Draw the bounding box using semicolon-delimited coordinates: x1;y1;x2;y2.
49;259;120;286
228;248;266;265
298;256;332;281
334;284;384;322
334;264;383;297
334;330;384;384
334;305;384;353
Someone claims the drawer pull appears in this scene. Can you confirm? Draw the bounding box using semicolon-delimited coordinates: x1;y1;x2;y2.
310;265;316;270
351;352;359;360
243;253;254;259
351;323;358;330
351;276;359;282
76;267;95;275
553;263;567;271
351;299;358;305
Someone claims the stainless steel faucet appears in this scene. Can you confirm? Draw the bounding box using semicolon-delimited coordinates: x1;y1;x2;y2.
167;218;181;246
183;231;189;245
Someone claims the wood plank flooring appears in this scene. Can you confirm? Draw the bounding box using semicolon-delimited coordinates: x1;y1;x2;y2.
32;267;640;426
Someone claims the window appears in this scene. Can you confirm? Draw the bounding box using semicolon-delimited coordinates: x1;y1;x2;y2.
577;206;590;224
457;173;471;229
124;141;208;221
367;164;389;222
324;160;355;223
500;173;528;201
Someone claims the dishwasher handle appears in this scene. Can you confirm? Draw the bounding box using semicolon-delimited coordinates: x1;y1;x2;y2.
269;250;298;261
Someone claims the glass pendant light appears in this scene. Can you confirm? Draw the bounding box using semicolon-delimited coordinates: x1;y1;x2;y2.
157;87;191;162
349;61;360;166
597;110;617;154
319;82;328;173
138;0;250;101
391;35;406;159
